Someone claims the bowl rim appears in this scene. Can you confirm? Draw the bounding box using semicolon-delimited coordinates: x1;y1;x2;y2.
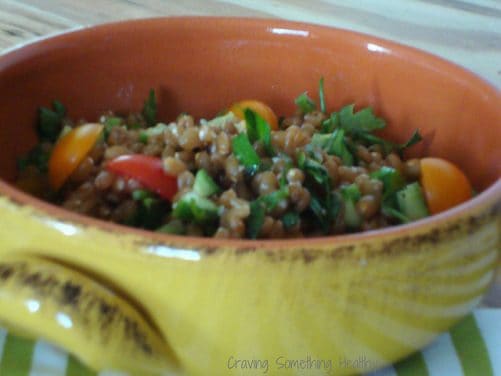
1;16;500;250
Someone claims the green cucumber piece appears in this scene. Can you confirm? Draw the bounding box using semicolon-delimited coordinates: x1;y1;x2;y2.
173;192;219;224
396;182;429;221
157;220;186;235
193;169;221;197
341;184;362;230
344;199;362;230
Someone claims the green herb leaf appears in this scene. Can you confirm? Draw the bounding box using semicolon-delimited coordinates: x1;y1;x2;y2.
338;104;386;133
37;101;66;142
259;187;289;210
279;171;289;190
308;190;341;235
142;89;157;127
244;108;275;156
139;131;149;144
325;128;354;166
326;191;342;223
353;132;394;155
282;211;300;230
244;108;259;143
131;189;167;230
297;151;330;186
298;150;332;234
231;133;261;175
319;77;326;113
246;187;289;239
309;193;329;233
321;112;339;133
17;144;51;173
370;166;406;201
399;130;423;151
310;193;327;217
295;92;316;114
16;156;28;172
247;201;266;239
52;100;66;117
382;204;409;223
257;117;275;157
354;129;423;155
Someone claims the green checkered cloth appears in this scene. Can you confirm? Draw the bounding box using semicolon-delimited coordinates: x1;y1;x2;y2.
0;309;498;375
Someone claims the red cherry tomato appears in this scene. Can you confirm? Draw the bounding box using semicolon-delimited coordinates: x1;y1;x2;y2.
420;157;473;215
106;154;178;201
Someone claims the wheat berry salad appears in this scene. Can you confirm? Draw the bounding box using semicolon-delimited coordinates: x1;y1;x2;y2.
16;79;473;239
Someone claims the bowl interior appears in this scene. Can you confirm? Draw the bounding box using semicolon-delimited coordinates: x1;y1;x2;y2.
0;17;499;192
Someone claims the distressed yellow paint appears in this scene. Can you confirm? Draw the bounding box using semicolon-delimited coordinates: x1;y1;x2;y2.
0;193;499;375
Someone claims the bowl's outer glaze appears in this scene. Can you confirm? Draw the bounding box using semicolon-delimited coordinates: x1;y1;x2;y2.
0;17;500;375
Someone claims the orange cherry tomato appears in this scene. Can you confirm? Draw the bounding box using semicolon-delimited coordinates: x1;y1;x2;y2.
229;100;279;130
48;123;103;190
420;157;473;215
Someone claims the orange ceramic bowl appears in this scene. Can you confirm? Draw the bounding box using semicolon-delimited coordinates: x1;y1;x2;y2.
0;18;499;375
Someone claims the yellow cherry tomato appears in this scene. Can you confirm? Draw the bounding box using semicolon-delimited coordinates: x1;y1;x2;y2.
420;157;473;215
48;123;103;190
229;100;279;130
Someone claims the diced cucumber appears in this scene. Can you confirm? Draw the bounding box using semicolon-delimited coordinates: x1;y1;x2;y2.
206;112;245;133
102;116;123;140
344;199;361;230
156;220;186;235
310;133;331;148
132;189;153;201
341;183;361;202
144;122;168;137
396;182;429;221
341;184;362;230
370;166;405;200
193;169;221;197
173;192;219;224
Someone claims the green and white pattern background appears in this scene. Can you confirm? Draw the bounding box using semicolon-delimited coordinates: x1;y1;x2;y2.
0;309;499;376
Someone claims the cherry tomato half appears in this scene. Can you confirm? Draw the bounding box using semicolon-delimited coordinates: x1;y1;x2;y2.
229;100;279;130
106;154;178;201
48;123;103;190
420;157;473;215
